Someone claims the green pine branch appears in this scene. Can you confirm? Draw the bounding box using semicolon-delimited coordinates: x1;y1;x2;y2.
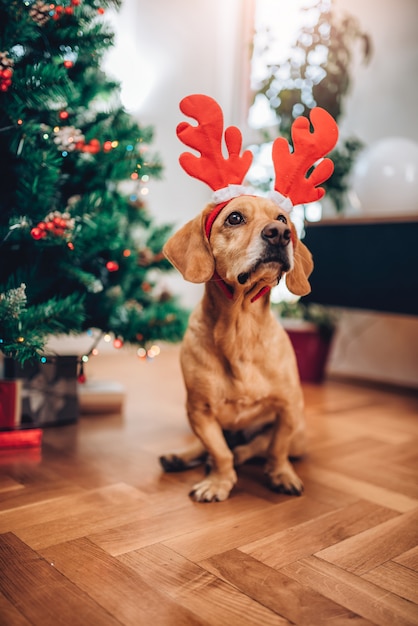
0;287;85;363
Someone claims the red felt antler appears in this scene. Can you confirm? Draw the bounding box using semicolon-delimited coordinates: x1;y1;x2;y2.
177;94;253;191
272;107;339;206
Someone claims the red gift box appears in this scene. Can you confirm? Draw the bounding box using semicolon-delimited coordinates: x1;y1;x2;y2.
0;379;22;429
0;428;42;450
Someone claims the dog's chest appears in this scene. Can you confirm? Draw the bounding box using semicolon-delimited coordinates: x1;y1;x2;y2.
219;394;276;429
214;357;280;428
182;307;295;428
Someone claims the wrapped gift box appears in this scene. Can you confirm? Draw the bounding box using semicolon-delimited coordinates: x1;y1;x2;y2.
0;379;22;429
3;355;79;427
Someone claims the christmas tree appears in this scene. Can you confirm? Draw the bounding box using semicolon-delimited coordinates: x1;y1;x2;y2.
0;0;188;365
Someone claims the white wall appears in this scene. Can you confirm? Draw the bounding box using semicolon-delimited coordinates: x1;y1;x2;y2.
335;0;418;144
105;0;255;306
103;0;418;388
105;0;254;224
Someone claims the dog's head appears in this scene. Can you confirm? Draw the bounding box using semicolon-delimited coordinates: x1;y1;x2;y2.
163;195;313;296
164;94;338;298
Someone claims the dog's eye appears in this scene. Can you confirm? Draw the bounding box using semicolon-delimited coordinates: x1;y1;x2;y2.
276;214;288;224
226;211;245;226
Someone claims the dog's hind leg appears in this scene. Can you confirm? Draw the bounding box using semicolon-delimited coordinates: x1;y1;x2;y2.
233;429;271;466
233;422;306;466
159;438;207;472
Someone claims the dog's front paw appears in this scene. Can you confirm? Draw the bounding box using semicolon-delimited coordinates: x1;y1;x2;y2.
265;460;304;496
189;471;237;502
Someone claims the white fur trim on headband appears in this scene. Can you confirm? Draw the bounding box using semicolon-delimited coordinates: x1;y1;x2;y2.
212;184;254;204
267;190;293;213
212;184;293;213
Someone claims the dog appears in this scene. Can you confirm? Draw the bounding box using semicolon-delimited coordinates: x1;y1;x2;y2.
159;194;313;502
158;94;338;502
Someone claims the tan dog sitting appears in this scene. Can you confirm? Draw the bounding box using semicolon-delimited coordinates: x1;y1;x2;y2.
160;95;338;502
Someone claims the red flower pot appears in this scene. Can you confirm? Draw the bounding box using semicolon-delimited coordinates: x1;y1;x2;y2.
284;321;334;383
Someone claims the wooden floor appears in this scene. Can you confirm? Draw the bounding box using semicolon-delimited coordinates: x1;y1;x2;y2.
1;345;418;626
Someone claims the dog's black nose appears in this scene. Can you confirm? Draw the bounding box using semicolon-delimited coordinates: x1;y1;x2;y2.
261;222;291;246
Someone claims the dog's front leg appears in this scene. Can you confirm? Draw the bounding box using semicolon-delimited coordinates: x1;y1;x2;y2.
265;410;304;496
189;418;237;502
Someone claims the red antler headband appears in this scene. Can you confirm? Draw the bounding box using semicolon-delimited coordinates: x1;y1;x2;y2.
177;94;339;239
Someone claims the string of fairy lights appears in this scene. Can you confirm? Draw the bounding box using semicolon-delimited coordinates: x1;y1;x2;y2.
77;332;162;383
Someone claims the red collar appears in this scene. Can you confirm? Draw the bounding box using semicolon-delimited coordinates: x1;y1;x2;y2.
212;270;270;302
206;199;271;303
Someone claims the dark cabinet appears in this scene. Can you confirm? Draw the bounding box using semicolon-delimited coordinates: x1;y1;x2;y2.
302;216;418;316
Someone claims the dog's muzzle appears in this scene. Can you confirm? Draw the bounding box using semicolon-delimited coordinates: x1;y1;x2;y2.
238;222;292;286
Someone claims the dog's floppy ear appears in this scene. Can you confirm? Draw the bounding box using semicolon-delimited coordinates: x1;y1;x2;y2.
285;226;314;296
163;211;215;283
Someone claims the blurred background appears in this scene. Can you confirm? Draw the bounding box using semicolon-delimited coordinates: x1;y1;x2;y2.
103;0;418;388
1;0;417;393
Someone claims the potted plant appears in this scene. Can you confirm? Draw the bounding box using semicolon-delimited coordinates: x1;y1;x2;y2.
249;0;372;214
272;300;338;383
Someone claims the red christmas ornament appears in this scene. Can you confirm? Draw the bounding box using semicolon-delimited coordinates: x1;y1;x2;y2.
31;212;73;241
52;5;64;19
64;6;74;14
106;261;119;272
80;138;100;154
59;110;69;121
113;338;123;349
63;60;74;69
30;227;44;240
71;0;81;5
103;140;112;152
89;143;100;153
0;58;14;92
53;216;67;228
97;7;105;14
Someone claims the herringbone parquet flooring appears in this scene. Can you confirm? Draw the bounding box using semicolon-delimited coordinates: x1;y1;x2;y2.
0;346;417;625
